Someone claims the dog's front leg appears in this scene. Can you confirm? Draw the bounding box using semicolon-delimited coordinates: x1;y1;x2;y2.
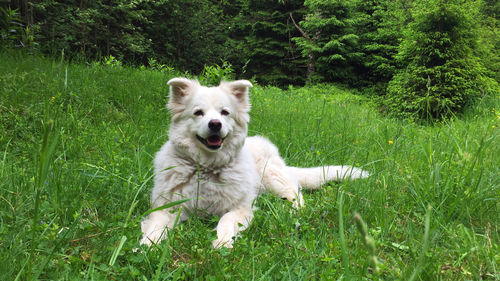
140;209;177;246
212;207;254;249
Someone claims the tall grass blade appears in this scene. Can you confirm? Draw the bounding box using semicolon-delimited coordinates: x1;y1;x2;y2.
408;204;432;281
153;240;171;281
337;190;351;275
27;118;59;280
124;171;155;227
109;235;127;266
139;198;191;219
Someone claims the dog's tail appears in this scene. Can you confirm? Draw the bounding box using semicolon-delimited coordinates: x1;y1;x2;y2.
286;165;369;190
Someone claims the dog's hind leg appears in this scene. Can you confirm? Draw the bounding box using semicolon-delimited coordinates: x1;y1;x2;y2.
246;136;304;208
260;156;304;208
212;207;254;248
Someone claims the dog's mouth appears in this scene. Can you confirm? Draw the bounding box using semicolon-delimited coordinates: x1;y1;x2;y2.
196;135;225;150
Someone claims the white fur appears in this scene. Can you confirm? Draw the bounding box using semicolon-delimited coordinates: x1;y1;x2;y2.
140;78;369;248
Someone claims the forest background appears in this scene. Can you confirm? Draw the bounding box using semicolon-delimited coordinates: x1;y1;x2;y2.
3;0;499;120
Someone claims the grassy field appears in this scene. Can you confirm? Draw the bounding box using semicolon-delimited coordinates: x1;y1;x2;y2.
0;51;499;280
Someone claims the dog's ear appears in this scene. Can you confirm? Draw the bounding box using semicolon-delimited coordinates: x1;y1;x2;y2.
167;78;199;113
221;80;253;111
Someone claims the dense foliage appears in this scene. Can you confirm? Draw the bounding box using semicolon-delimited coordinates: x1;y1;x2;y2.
355;0;404;86
229;0;307;85
142;0;232;73
28;0;150;61
386;0;497;120
0;5;33;48
293;0;362;84
2;0;499;118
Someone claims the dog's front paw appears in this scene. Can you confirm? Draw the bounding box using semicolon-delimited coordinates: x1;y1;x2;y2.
139;230;167;246
140;217;168;246
212;238;234;249
291;195;304;209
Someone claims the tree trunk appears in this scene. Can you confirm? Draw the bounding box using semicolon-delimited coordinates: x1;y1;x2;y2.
306;54;315;81
289;12;316;82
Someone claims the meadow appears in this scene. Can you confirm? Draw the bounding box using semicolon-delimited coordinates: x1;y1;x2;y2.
0;51;499;280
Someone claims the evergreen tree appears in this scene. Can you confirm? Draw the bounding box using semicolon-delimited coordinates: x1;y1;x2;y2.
229;0;307;86
142;0;231;73
476;0;500;82
293;0;362;85
355;0;404;86
30;0;150;62
385;0;498;120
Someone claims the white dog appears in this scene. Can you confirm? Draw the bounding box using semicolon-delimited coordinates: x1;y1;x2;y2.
140;78;369;248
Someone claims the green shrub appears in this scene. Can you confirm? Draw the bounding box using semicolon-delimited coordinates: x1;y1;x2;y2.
199;61;234;86
0;7;28;48
385;0;499;121
147;58;175;73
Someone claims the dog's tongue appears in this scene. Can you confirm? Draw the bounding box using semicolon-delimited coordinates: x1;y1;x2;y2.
207;136;222;146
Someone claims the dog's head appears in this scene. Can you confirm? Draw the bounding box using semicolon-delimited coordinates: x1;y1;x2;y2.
166;78;253;157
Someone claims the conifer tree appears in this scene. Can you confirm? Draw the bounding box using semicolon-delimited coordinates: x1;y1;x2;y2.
293;0;362;85
30;0;150;62
142;0;229;72
229;0;306;86
477;0;500;82
356;0;404;86
385;0;498;120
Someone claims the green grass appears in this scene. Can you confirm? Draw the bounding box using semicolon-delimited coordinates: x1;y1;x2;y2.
0;51;499;280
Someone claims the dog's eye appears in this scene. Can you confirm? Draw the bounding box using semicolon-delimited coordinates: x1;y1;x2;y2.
221;109;230;116
194;110;204;116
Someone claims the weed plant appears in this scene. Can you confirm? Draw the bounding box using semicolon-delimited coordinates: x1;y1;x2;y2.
0;51;499;280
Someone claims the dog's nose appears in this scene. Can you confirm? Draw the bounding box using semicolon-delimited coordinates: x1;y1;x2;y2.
208;119;222;132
